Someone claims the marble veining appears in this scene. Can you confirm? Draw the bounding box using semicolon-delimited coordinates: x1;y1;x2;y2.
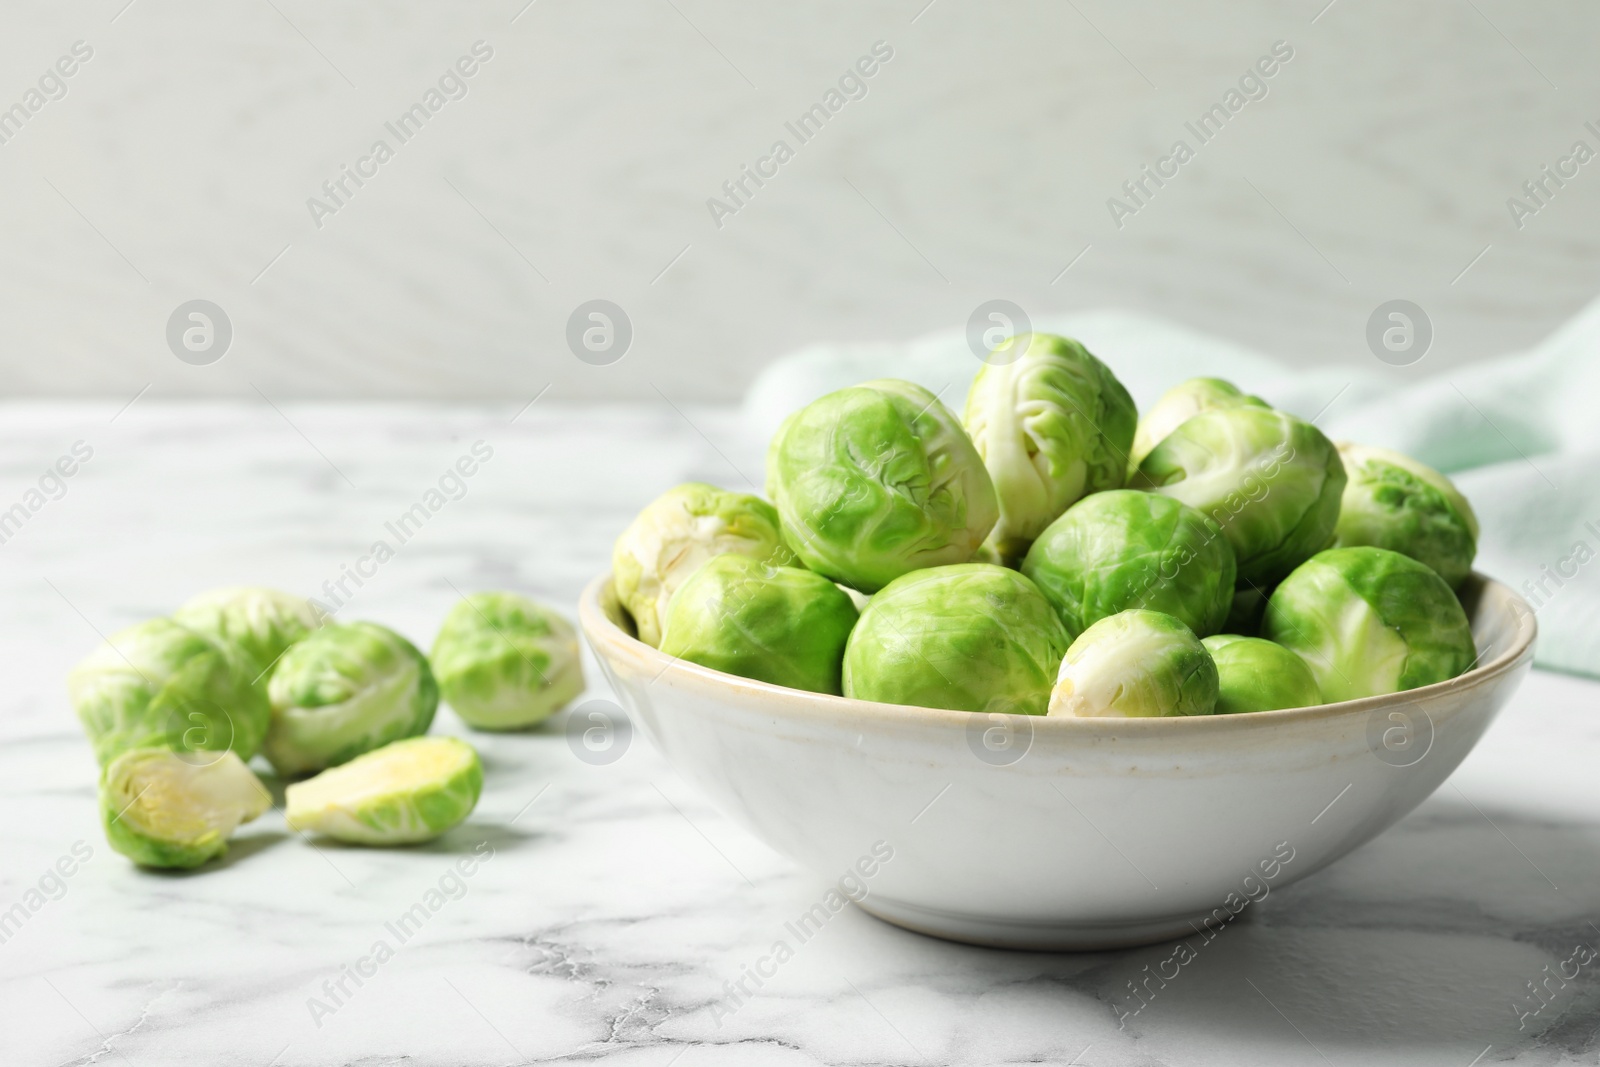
0;401;1597;1067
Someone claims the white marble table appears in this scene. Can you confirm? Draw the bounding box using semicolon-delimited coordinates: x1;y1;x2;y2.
2;401;1597;1067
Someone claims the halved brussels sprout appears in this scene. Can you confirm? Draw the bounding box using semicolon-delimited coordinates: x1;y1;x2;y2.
173;586;322;683
660;555;859;694
1331;443;1479;588
843;564;1068;715
1263;547;1476;703
1128;377;1269;473
101;748;271;869
264;622;438;776
767;379;998;593
285;736;482;845
613;482;796;647
68;618;271;766
1136;406;1346;585
1201;634;1321;714
1021;489;1236;640
963;333;1137;563
431;592;584;730
1048;609;1218;718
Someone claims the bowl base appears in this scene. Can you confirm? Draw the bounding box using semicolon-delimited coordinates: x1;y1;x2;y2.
857;895;1221;952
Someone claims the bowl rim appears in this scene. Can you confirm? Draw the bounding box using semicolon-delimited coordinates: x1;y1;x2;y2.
578;570;1538;734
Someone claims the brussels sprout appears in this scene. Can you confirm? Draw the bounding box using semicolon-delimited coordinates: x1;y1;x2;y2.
68;618;271;766
843;564;1068;715
431;592;584;730
1201;634;1321;714
1136;406;1346;585
1021;490;1235;640
285;736;482;845
173;586;322;682
767;379;998;593
1331;443;1479;588
264;622;438;777
1129;377;1269;473
101;748;271;869
660;555;859;695
613;483;796;647
963;333;1137;563
1048;609;1218;718
1263;547;1476;703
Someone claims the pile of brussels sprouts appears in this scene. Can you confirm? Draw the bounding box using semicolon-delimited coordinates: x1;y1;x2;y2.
616;332;1481;723
70;588;584;869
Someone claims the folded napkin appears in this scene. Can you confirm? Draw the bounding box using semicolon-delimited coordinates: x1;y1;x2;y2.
742;303;1600;676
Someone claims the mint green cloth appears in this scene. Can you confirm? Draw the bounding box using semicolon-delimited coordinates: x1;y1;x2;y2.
743;306;1600;676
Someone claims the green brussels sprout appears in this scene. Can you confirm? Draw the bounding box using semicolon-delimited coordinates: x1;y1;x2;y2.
173;586;322;683
1263;547;1476;703
1201;634;1322;714
1048;609;1218;718
431;592;584;730
767;379;998;593
1222;584;1271;636
285;736;483;845
613;482;796;647
68;618;271;766
1129;377;1269;473
1021;489;1236;641
843;564;1068;715
1330;443;1479;588
963;333;1137;563
101;748;271;869
264;622;438;777
1136;406;1346;586
660;555;859;695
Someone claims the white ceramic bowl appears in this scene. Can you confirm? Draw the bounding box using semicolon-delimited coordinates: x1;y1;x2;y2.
580;572;1536;950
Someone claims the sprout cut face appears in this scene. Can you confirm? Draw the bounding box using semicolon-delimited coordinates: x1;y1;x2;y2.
612;482;796;647
767;379;998;593
1049;609;1218;718
963;333;1137;563
285;736;483;845
843;564;1068;715
1263;546;1477;703
1136;405;1346;585
265;622;438;776
431;592;584;730
1128;377;1269;473
68;618;271;766
173;586;322;682
659;555;859;695
101;749;271;869
1021;489;1236;641
1331;443;1479;588
1201;634;1322;714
